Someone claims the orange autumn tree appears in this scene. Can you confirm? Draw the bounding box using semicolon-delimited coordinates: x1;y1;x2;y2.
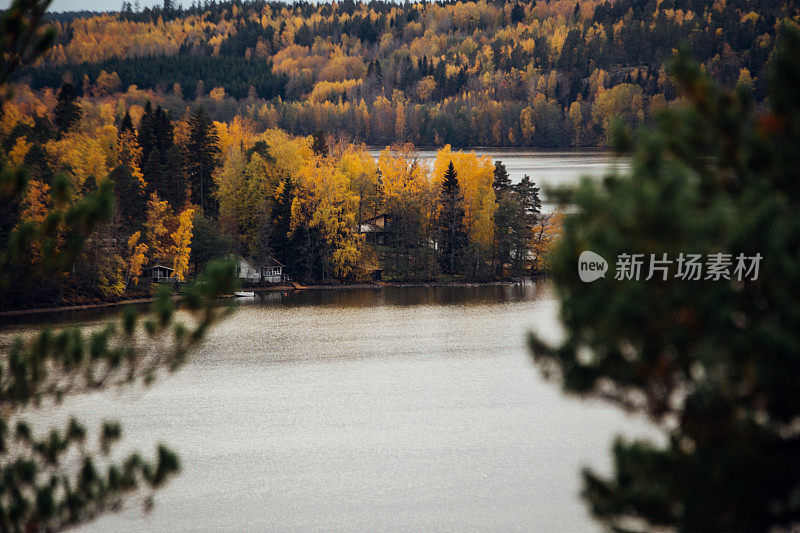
144;193;195;280
530;211;562;272
16;179;51;262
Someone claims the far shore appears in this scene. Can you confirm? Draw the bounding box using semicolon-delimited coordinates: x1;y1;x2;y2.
0;279;535;322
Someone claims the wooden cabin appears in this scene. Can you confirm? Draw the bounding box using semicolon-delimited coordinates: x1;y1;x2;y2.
261;258;284;283
147;264;174;282
359;214;389;245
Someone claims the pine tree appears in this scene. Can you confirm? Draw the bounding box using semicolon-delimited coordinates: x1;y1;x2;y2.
513;174;541;219
186;107;221;216
109;164;146;232
119;109;134;133
53;82;82;133
492;160;512;198
529;25;800;531
438;161;467;276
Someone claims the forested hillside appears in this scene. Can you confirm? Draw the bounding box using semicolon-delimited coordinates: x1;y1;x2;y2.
13;0;797;147
2;0;798;309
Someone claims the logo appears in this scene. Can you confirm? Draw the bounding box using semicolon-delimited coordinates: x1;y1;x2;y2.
578;250;608;282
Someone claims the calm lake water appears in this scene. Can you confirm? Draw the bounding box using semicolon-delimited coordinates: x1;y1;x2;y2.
9;283;658;532
5;152;651;532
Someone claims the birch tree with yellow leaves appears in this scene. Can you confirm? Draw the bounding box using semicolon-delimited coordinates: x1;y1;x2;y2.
292;153;363;281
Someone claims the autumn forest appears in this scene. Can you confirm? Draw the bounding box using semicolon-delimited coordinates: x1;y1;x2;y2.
1;0;796;308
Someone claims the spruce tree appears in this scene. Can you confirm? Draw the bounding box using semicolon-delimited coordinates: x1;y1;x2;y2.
492;160;512;198
138;104;186;208
529;25;800;531
186;107;221;216
492;161;516;277
53;82;81;133
438;161;467;276
119;109;134;133
108;164;145;232
513;174;541;218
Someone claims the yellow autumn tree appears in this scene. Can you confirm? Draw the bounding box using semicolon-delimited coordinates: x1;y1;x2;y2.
432;146;496;251
118;128;145;186
171;208;195;281
377;144;438;278
126;231;149;286
96;254;126;298
143;194;194;280
339;144;380;224
8;136;32;167
378;144;433;220
293;154;363;278
530;211;562;271
144;193;171;263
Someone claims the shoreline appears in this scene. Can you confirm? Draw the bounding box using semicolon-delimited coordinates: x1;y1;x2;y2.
0;279;531;320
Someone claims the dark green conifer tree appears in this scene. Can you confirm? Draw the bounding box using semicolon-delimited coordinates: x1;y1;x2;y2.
438;161;467;276
186;107;221;216
53;82;81;133
271;177;301;278
492;160;512;197
119;109;134;133
513;174;542;219
529;25;800;532
311;131;328;157
109;164;146;232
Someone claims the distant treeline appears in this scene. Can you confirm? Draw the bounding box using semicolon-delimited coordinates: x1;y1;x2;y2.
14;0;798;146
21;55;286;100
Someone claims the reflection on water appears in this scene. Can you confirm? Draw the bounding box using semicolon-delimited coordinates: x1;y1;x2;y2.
243;282;549;309
12;280;658;533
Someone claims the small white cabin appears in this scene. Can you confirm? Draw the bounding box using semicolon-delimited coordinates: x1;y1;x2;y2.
261;258;284;283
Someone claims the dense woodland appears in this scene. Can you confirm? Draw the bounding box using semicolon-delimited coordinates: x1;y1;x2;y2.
0;80;559;308
11;0;798;147
2;0;797;307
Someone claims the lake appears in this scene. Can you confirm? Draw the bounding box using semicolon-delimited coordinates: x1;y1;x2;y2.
10;283;657;532
4;152;652;532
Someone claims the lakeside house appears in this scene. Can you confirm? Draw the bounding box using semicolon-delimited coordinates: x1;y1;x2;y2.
237;257;284;284
147;264;174;282
359;214;389;245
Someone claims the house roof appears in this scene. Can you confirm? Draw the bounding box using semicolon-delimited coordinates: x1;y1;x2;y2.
148;264;174;271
